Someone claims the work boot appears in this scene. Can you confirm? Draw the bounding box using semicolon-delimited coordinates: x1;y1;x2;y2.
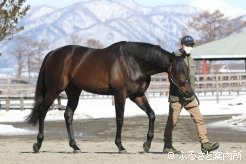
163;147;181;154
201;142;219;153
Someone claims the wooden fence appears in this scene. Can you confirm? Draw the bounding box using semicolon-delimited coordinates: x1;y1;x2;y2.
148;73;246;101
1;73;246;110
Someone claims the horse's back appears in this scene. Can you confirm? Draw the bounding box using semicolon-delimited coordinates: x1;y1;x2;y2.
46;42;126;63
44;43;126;93
43;45;88;77
69;43;127;93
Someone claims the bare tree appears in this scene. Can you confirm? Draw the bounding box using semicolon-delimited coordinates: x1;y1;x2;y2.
26;39;49;76
221;16;246;37
86;38;103;48
0;0;30;42
10;36;49;78
69;33;83;45
34;39;49;67
11;36;29;78
183;10;246;45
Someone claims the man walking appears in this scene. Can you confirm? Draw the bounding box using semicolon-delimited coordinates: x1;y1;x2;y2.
163;36;219;154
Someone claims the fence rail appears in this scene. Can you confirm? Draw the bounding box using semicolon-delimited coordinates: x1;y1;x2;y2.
1;73;246;110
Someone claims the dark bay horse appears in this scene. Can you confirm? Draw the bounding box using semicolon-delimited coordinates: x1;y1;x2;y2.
26;41;193;153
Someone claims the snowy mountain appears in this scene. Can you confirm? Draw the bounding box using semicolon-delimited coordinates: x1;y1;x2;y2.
0;0;245;76
0;0;201;50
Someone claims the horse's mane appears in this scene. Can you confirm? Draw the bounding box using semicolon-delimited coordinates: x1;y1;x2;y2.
123;42;172;69
172;56;189;76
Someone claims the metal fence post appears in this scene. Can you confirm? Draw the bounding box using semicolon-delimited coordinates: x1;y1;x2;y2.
215;74;219;103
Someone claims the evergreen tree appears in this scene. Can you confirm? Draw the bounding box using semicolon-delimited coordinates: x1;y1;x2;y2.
0;0;30;42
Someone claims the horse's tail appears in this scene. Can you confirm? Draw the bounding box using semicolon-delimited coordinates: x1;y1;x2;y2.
26;53;49;125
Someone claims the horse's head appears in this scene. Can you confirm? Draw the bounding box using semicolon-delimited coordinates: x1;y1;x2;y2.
168;54;194;97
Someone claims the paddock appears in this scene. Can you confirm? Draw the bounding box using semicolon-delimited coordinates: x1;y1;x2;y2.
0;115;245;163
0;76;245;163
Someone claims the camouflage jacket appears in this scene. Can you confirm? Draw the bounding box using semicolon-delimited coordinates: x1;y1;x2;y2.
168;50;196;102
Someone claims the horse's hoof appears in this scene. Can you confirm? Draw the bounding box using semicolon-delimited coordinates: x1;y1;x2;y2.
73;149;81;153
118;149;127;154
33;143;40;153
143;142;150;153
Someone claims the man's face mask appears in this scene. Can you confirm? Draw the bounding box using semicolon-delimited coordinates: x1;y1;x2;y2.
182;44;193;54
184;47;193;54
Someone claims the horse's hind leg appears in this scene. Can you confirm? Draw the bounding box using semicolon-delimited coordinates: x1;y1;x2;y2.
64;84;82;153
33;91;58;153
130;95;155;152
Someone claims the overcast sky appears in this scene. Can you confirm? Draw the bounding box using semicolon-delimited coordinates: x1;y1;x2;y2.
26;0;246;18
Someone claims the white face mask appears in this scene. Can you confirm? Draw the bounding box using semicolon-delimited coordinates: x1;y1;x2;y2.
184;47;193;54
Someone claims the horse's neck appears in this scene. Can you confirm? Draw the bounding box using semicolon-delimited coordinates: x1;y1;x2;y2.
124;46;171;77
143;56;170;76
146;67;167;76
137;60;169;77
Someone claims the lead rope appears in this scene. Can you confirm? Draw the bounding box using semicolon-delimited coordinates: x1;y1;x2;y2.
194;94;200;106
186;56;200;108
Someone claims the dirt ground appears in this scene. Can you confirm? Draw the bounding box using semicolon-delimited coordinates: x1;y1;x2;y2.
0;115;245;163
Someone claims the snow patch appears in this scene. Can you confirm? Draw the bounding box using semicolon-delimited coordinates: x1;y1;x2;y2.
0;124;36;135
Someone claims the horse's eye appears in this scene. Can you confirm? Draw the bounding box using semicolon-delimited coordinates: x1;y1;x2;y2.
180;74;190;85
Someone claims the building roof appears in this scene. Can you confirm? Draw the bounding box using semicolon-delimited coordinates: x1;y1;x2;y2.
192;32;246;59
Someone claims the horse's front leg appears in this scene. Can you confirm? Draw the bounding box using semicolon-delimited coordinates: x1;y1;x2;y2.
114;93;127;153
130;95;155;152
